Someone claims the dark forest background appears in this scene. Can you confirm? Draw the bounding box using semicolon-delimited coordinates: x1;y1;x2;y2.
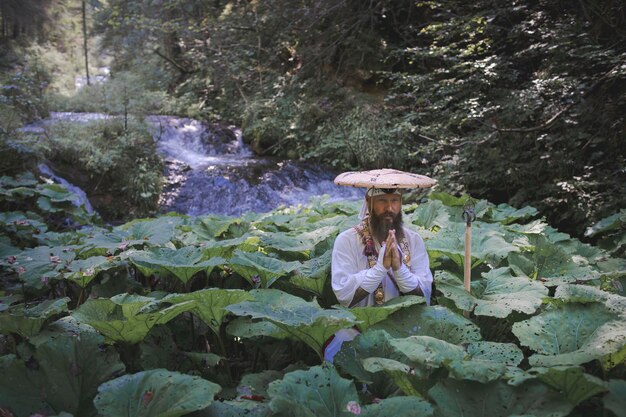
1;0;624;238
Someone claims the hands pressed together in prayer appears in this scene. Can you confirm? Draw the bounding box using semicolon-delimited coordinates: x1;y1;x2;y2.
382;229;402;271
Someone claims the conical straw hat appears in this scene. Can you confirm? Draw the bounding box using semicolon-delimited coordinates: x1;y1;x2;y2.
334;168;436;189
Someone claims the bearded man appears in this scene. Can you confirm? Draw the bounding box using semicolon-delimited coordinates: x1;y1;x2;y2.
331;188;433;307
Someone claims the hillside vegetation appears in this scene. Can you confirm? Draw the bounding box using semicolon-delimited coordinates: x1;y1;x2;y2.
1;1;625;235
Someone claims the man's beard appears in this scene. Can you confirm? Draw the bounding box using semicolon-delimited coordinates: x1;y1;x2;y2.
370;210;404;243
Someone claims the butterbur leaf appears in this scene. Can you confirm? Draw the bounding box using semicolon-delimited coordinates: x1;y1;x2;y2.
118;216;185;245
512;303;626;369
196;215;250;239
267;363;359;417
260;226;338;260
389;336;466;368
64;256;117;288
228;250;299;288
507;235;601;285
604;379;626;417
484;203;538;225
528;366;607;406
72;295;195;343
226;289;357;359
0;297;70;338
370;304;481;344
164;288;253;335
426;222;519;269
238;370;285;399
188;400;271;417
9;246;74;289
226;316;289;339
342;295;425;332
199;235;259;258
94;369;221;417
129;246;224;284
436;268;548;318
0;329;124;417
362;357;430;397
288;250;332;296
360;396;433;417
429;379;573;417
408;199;450;230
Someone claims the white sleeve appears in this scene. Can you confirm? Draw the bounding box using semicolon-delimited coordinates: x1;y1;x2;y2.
331;231;387;307
393;230;433;305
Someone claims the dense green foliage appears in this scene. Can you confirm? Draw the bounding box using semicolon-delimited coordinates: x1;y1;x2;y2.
85;0;625;237
1;0;624;236
0;176;624;416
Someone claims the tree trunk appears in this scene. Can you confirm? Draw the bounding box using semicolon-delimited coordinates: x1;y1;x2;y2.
82;0;90;86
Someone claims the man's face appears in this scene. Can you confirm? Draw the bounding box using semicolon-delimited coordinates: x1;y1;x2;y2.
368;193;403;238
370;193;402;222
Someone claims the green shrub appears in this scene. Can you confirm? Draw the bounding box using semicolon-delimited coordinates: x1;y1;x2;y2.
44;118;163;220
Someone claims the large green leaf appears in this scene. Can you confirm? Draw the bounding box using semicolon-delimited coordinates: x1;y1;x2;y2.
188;400;271;417
63;256;118;288
0;297;70;338
364;336;524;386
426;222;519;269
436;268;548;318
82;216;183;257
0;329;124;417
484;203;538;225
362;357;429;396
334;329;407;396
360;396;433;417
225;289;357;359
129;246;224;284
429;379;573;417
267;363;359;417
369;304;482;344
260;226;338;260
408;199;450;230
9;245;75;289
228;250;300;288
512;303;626;369
530;366;607;406
0;354;54;416
508;234;602;285
389;336;466;368
288;250;331;296
94;369;221;417
340;295;426;332
226;316;289;339
72;294;196;343
604;379;626;417
199;235;260;258
164;288;253;335
192;214;250;239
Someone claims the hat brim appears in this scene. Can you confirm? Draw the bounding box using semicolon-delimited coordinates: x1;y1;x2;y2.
334;168;437;189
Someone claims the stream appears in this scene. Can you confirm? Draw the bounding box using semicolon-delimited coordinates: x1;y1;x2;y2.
27;113;363;217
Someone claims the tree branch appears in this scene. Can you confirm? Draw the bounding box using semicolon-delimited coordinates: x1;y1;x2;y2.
153;48;192;74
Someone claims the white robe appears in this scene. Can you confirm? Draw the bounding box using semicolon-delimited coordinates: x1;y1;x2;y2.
331;226;433;307
324;225;433;362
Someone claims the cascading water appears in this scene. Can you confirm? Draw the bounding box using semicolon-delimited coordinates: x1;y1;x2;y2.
146;115;363;216
26;113;363;216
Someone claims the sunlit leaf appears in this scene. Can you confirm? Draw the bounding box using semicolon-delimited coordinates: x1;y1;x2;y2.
129;246;224;284
164;288;253;335
72;294;195;343
228;250;299;288
436;268;548;318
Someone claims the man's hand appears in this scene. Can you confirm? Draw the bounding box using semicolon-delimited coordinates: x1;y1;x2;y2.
383;229;402;271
